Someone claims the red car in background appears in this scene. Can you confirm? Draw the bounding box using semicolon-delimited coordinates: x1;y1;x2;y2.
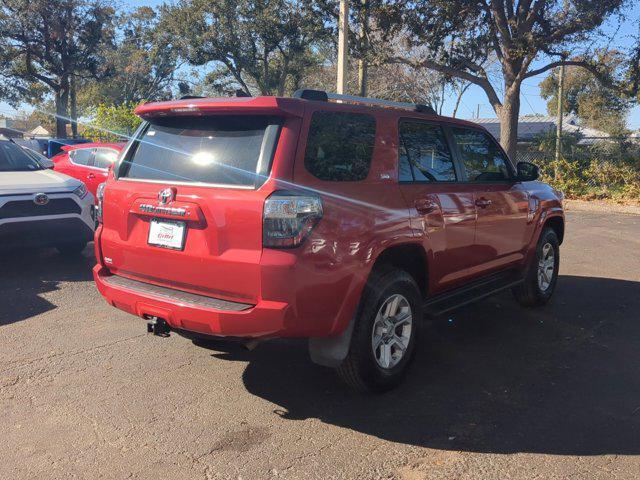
52;143;124;197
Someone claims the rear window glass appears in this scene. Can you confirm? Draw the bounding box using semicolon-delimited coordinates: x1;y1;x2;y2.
94;148;119;169
70;149;93;166
304;111;376;181
399;121;456;182
120;116;282;186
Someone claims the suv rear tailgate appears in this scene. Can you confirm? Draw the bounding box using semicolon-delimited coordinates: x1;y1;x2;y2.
99;105;303;304
100;181;267;303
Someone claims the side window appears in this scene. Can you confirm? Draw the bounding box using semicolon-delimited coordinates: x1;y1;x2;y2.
93;148;119;169
69;148;93;166
398;122;456;182
452;128;511;182
304;111;376;181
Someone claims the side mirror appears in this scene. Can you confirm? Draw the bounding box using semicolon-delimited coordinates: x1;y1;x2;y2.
516;161;539;182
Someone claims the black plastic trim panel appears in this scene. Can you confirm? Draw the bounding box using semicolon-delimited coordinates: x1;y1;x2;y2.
103;275;254;312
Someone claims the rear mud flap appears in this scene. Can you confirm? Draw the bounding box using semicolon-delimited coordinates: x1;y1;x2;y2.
308;317;355;368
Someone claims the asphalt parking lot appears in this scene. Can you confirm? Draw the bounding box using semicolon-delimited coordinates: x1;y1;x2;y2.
1;210;639;480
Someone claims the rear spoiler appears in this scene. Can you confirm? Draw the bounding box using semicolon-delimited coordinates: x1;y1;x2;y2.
135;96;306;119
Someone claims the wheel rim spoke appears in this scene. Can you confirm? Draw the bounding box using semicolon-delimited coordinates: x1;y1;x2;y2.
393;310;412;327
537;242;556;291
379;343;392;368
373;335;383;352
387;296;400;317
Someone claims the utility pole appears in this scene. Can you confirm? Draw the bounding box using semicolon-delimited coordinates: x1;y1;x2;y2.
337;0;349;95
555;64;565;162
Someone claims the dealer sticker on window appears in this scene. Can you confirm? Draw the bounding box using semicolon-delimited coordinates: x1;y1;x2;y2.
148;219;187;250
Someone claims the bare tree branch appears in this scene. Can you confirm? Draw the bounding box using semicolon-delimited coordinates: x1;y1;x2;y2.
523;59;609;84
390;55;502;109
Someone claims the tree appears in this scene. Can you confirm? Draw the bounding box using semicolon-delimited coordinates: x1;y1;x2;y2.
82;102;142;142
377;0;626;158
626;26;640;105
540;52;630;135
0;0;115;137
11;107;57;134
77;6;182;111
161;0;331;96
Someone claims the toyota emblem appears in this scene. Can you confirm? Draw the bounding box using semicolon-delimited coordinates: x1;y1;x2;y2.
157;188;175;205
34;193;49;206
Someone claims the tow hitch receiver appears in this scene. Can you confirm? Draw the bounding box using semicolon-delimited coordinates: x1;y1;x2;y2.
146;316;171;337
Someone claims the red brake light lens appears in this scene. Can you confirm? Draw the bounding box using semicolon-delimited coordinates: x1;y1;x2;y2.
96;182;106;224
263;192;323;248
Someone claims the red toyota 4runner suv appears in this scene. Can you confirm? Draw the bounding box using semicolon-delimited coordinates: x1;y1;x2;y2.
93;90;564;392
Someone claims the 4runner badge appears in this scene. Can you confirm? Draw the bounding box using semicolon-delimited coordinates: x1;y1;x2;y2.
139;204;187;217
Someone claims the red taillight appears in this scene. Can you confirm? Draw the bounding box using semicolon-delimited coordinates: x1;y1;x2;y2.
263;191;323;248
96;182;106;223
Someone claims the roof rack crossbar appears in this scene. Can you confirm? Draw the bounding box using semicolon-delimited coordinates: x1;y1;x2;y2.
325;92;436;114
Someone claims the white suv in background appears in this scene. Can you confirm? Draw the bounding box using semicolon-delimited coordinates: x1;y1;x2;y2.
0;139;95;254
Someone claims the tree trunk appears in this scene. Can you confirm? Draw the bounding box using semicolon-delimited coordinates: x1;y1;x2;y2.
358;59;368;97
70;77;78;138
497;83;521;161
55;84;69;138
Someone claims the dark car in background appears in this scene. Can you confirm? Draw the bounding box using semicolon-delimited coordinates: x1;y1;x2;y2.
14;138;92;158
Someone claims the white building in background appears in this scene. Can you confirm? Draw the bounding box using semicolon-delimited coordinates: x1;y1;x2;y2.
473;115;616;145
29;126;50;138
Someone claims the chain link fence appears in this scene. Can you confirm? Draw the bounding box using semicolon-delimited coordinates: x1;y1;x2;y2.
515;137;640;201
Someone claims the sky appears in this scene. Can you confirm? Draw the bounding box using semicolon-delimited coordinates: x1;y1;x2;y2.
1;0;639;131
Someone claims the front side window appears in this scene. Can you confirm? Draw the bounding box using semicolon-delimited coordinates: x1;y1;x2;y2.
0;142;44;172
121;115;282;186
398;122;456;182
452;128;512;182
70;149;93;166
304;111;376;181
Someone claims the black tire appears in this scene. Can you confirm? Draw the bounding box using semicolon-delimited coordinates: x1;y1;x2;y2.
55;241;87;256
512;227;560;307
337;269;422;392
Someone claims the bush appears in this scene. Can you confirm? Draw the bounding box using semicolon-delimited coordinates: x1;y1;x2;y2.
539;156;640;201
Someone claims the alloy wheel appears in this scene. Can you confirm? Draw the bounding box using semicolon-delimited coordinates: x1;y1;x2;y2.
371;294;413;369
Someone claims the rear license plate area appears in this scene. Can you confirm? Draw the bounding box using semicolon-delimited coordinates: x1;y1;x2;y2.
147;218;187;250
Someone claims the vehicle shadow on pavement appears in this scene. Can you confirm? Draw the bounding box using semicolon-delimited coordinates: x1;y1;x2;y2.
0;247;94;326
205;274;640;456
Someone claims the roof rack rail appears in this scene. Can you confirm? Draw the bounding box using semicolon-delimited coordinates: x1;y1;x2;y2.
292;89;436;114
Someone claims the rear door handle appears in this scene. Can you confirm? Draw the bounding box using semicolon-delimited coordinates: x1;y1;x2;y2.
87;173;95;179
415;198;438;215
475;197;492;208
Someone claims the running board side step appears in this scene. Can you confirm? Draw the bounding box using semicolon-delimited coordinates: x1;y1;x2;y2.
423;270;524;317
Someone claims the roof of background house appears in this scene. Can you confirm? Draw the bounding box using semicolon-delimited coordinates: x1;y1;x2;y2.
29;126;50;137
472;114;611;144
